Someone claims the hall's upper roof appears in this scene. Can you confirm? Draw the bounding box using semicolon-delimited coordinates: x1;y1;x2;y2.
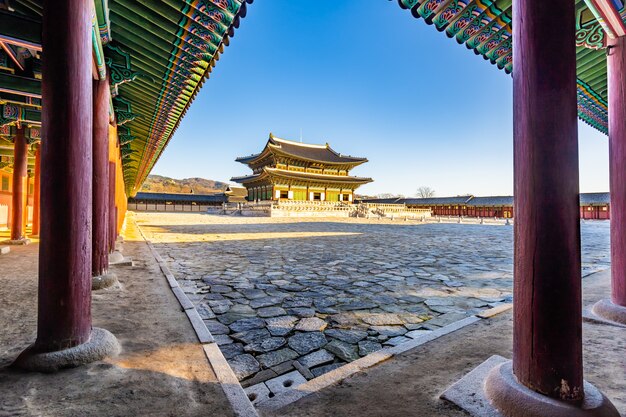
396;0;614;134
0;0;252;196
236;134;368;167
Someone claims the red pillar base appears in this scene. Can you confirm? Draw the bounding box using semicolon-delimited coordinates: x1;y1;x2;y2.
13;328;120;372
590;298;626;327
485;361;619;417
108;236;127;265
92;272;118;291
108;251;133;267
2;238;31;245
441;356;619;417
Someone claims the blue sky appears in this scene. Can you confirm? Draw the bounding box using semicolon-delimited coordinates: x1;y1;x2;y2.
151;0;609;197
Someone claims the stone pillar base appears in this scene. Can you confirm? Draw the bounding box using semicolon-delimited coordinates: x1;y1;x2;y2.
2;238;31;245
92;272;118;290
109;251;132;267
485;361;619;417
441;356;619;417
591;298;626;326
13;328;120;372
109;250;124;264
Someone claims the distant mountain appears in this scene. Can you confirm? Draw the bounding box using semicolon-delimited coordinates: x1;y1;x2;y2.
140;175;228;194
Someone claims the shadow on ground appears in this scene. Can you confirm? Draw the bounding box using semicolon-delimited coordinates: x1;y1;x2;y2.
0;220;234;417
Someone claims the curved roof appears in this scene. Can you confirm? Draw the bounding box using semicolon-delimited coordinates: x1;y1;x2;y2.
109;0;254;195
231;166;372;185
365;193;609;206
265;167;372;183
4;0;253;196
579;192;610;205
236;134;368;166
467;196;514;207
397;0;611;134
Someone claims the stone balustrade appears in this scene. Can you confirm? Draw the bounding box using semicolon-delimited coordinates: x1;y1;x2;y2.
358;203;432;219
206;201;433;218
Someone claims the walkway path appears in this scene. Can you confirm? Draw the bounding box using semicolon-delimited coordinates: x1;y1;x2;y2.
136;213;611;388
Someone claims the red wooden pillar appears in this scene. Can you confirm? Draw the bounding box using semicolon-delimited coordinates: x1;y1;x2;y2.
34;0;93;352
511;0;584;400
31;146;41;236
481;3;615;412
92;79;110;277
607;36;626;309
14;0;119;371
590;36;626;325
482;2;618;415
10;127;27;242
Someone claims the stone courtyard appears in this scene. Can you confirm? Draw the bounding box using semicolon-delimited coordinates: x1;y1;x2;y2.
135;213;611;390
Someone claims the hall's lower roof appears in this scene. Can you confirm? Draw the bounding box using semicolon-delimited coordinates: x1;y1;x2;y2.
231;167;373;186
397;0;613;134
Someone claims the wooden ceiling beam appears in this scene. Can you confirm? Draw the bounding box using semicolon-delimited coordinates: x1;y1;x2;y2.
0;72;40;99
584;0;626;38
0;9;41;51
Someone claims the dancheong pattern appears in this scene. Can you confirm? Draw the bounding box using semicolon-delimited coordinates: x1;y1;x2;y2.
8;0;252;195
397;0;615;134
124;0;251;195
4;1;613;193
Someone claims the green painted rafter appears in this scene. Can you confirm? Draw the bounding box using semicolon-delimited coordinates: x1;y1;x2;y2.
4;0;251;196
397;0;611;134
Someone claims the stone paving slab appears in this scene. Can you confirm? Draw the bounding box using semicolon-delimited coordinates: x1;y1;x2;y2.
265;370;307;395
135;213;610;385
440;355;508;417
244;383;271;406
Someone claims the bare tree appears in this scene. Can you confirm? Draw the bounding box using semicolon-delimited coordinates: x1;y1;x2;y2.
416;186;435;198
